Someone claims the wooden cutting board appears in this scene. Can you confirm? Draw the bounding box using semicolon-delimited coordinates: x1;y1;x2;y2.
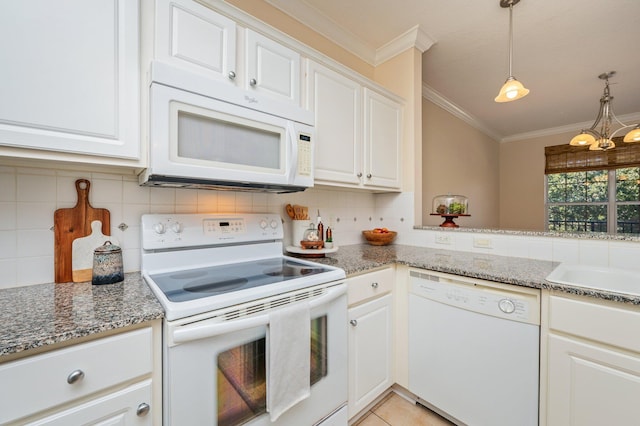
72;220;118;283
54;179;110;283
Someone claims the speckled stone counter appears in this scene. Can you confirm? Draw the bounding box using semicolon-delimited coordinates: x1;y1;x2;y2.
0;272;163;358
312;244;640;305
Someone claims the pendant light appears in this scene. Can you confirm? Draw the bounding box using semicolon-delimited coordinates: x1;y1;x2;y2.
495;0;529;103
570;71;640;151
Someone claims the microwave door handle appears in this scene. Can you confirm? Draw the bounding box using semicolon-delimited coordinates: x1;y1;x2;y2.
286;122;298;184
172;284;346;344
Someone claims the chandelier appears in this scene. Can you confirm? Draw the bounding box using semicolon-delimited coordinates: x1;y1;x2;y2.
494;0;529;103
569;71;640;151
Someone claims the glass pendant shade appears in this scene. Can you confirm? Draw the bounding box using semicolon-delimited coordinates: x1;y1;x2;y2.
570;132;596;146
495;77;530;102
624;126;640;143
589;138;615;151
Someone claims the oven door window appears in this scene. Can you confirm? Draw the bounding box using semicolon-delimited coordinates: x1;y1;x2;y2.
172;102;285;173
217;315;328;426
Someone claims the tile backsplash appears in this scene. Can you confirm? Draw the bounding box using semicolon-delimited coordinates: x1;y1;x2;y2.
2;165;636;289
0;165;414;288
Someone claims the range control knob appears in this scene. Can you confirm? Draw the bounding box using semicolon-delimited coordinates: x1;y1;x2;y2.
270;219;279;229
259;219;268;229
170;222;183;233
153;223;166;234
498;298;516;314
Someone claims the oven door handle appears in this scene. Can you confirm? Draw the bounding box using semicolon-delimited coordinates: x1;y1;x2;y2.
172;284;346;344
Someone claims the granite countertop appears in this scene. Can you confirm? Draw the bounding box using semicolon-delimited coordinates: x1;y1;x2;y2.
2;244;638;359
0;272;163;358
313;244;640;306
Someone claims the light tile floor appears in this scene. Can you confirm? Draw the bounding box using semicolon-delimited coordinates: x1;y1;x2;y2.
353;393;455;426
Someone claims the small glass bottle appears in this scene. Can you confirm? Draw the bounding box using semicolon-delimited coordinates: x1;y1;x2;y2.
316;211;324;242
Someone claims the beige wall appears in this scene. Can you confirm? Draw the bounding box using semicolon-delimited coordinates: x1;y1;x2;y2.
499;130;576;231
224;0;374;78
422;99;500;228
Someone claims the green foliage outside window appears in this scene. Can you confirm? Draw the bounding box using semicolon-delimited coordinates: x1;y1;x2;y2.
547;167;640;234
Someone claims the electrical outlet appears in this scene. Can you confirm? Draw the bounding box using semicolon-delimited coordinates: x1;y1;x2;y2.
435;234;452;245
473;237;493;249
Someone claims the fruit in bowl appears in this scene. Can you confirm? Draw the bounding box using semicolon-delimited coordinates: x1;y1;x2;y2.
362;228;397;246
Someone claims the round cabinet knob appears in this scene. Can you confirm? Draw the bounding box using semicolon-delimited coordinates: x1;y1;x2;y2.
136;403;151;417
228;71;236;80
153;223;166;234
67;369;85;384
259;220;268;229
270;220;279;229
366;173;372;179
371;282;379;289
250;78;257;86
350;319;358;326
170;222;183;233
357;172;363;178
498;298;516;314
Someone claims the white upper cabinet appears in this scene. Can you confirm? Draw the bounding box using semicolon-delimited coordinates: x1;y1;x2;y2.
307;60;362;185
152;0;300;106
307;60;403;191
0;0;140;163
154;0;237;84
245;30;300;105
364;88;402;189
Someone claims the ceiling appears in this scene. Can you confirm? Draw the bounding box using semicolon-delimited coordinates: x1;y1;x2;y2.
265;0;640;142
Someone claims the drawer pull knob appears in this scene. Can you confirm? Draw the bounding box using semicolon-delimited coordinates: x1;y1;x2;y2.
136;403;151;417
371;282;379;288
250;78;257;86
350;319;358;326
66;369;84;384
228;71;236;80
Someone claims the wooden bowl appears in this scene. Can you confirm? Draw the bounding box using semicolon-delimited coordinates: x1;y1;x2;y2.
362;230;397;246
300;240;324;250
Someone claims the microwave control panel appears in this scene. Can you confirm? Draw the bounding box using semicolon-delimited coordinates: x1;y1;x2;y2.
297;133;312;176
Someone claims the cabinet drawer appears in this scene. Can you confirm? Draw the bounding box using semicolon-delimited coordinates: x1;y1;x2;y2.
549;295;640;352
0;328;153;424
348;267;394;306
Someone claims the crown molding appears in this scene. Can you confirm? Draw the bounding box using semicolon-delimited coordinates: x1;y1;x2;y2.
375;25;436;65
422;83;503;141
264;0;376;64
500;112;640;143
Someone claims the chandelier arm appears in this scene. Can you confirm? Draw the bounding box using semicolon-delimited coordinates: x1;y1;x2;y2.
585;100;606;132
610;123;637;139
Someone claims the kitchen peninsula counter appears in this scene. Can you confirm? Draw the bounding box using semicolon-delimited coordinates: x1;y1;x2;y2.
0;272;163;358
314;244;640;306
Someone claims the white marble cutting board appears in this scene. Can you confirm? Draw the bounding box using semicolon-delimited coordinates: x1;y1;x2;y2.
72;220;118;283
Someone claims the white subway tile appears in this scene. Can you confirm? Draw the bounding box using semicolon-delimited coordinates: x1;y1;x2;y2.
91;178;123;204
0;259;17;289
123;204;149;226
0;231;17;259
150;187;175;205
17;202;56;230
17;174;56;202
578;240;610;267
528;237;553;261
552;238;580;263
0;202;17;231
0;173;16;202
608;242;640;271
56;176;87;204
123;248;140;273
17;229;54;257
16;256;54;286
123;179;150;204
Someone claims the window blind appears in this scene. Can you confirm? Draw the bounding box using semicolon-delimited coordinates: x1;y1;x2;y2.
545;137;640;174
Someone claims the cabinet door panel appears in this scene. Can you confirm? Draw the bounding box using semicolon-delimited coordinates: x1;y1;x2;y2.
307;61;361;185
348;294;393;417
363;88;402;189
155;0;236;81
246;30;300;105
547;333;640;426
27;380;152;426
0;0;139;159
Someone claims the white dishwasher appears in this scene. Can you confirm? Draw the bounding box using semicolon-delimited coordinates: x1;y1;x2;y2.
408;269;540;426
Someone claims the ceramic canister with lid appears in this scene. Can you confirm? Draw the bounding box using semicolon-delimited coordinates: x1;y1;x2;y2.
92;241;124;285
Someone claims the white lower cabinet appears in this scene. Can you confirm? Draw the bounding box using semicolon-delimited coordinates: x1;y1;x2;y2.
542;292;640;426
347;268;394;418
0;324;160;425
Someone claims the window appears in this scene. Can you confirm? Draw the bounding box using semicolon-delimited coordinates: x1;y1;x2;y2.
545;142;640;234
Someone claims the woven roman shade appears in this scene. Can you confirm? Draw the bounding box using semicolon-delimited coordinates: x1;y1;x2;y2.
545;137;640;174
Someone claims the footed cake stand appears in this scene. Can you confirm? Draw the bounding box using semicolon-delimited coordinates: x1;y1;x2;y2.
430;213;470;228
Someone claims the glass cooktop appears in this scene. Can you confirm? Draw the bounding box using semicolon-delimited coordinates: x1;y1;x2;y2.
149;257;333;303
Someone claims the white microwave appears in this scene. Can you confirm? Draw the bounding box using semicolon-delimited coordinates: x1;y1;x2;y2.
140;63;314;193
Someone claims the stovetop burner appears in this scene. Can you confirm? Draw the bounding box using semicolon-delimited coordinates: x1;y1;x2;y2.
149;257;334;303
